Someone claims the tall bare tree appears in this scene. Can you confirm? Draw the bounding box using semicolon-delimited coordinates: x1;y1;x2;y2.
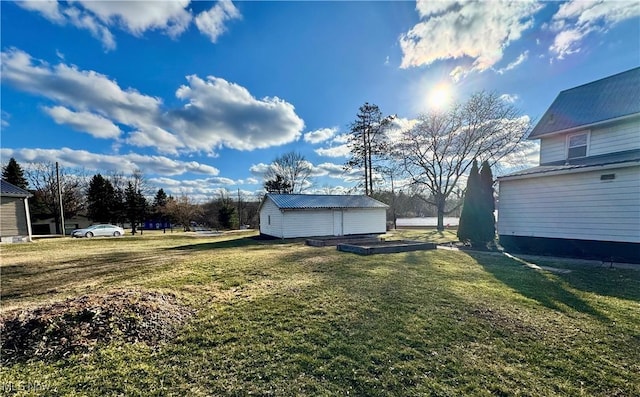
345;103;395;195
263;151;312;194
25;162;86;234
395;91;531;231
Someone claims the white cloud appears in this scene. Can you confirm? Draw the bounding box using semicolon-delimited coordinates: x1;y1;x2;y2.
17;0;240;50
76;0;192;38
171;75;304;151
1;111;10;128
400;1;542;72
303;127;338;144
1;49;305;155
496;51;529;74
1;147;220;177
195;0;241;43
43;106;121;139
315;144;351;158
16;0;64;23
549;0;640;60
499;93;519;104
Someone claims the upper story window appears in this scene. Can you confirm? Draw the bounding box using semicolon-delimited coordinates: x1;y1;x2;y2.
567;132;589;159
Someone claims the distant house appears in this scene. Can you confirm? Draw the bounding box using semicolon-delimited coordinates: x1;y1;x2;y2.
0;179;33;243
31;214;93;235
259;194;388;238
497;67;640;263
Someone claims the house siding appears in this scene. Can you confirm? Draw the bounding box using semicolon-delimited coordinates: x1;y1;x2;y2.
259;196;388;238
1;196;29;237
343;209;387;235
259;198;284;238
281;210;335;238
539;119;640;164
498;164;640;243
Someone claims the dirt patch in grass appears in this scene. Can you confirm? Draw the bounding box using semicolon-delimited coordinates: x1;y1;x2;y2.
1;289;194;365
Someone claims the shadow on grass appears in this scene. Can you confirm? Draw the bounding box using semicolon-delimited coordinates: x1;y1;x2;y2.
468;251;611;322
166;236;307;252
1;251;176;303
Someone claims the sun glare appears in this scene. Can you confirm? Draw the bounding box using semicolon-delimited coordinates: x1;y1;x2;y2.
428;83;453;111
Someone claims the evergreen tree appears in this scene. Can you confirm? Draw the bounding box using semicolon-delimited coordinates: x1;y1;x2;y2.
152;188;169;230
478;161;496;245
87;174;115;223
218;204;238;229
457;160;496;248
264;174;292;194
125;182;147;234
2;157;28;189
457;160;481;246
345;103;394;195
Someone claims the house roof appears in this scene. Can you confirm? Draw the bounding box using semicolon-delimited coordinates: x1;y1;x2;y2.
0;179;32;198
528;67;640;139
265;194;389;210
498;149;640;180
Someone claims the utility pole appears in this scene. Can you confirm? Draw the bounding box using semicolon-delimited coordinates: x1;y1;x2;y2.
56;162;66;236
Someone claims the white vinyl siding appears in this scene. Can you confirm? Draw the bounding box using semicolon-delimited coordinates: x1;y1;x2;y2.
498;165;640;243
538;119;640;164
281;210;335;238
259;196;387;238
343;209;387;235
259;198;283;238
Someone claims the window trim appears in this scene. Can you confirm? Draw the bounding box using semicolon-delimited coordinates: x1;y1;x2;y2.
566;131;590;160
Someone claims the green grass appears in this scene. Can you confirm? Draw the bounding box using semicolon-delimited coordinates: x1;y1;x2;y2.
1;230;639;396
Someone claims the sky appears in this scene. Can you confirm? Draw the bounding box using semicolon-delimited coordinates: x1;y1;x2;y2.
1;0;639;202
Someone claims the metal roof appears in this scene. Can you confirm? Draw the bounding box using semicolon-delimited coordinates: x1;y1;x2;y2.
528;67;640;139
266;194;388;209
0;179;32;198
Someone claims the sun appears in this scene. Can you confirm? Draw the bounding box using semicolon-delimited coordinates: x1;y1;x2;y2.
428;82;453;111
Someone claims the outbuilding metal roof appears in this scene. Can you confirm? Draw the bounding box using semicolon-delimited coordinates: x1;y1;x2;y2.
266;194;388;209
0;179;32;198
528;67;640;139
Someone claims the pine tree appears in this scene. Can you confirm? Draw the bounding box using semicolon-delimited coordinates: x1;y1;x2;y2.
478;161;496;245
2;157;28;189
87;174;115;223
457;160;481;246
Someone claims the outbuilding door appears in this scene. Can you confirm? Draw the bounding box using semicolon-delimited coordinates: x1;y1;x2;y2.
333;211;343;236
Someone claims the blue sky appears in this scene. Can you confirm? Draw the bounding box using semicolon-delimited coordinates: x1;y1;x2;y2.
1;0;639;201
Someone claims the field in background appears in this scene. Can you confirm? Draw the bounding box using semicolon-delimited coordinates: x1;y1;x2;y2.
1;230;638;396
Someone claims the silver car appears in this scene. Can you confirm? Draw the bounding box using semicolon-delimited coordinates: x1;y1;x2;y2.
71;224;124;238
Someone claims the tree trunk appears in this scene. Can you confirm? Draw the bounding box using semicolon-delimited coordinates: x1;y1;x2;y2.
436;196;446;232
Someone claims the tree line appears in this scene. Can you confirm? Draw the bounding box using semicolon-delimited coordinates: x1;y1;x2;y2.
2;158;259;235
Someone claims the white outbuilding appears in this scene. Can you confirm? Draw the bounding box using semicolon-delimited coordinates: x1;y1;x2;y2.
259;194;388;238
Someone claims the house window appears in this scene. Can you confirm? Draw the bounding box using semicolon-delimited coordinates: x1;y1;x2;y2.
268;215;271;225
567;132;588;159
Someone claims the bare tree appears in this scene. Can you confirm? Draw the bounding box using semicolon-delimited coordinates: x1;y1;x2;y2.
264;151;312;194
395;91;531;231
25;162;86;234
163;194;203;232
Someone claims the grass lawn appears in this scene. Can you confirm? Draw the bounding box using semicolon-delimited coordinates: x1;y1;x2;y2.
1;230;638;396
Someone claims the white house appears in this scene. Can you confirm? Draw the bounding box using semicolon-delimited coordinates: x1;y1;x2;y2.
497;67;640;263
1;179;33;243
259;194;388;238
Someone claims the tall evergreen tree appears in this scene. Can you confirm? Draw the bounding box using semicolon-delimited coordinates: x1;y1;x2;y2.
457;160;496;248
125;182;147;234
2;157;28;189
457;160;481;246
151;188;169;229
345;103;394;195
478;160;496;244
87;174;115;223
